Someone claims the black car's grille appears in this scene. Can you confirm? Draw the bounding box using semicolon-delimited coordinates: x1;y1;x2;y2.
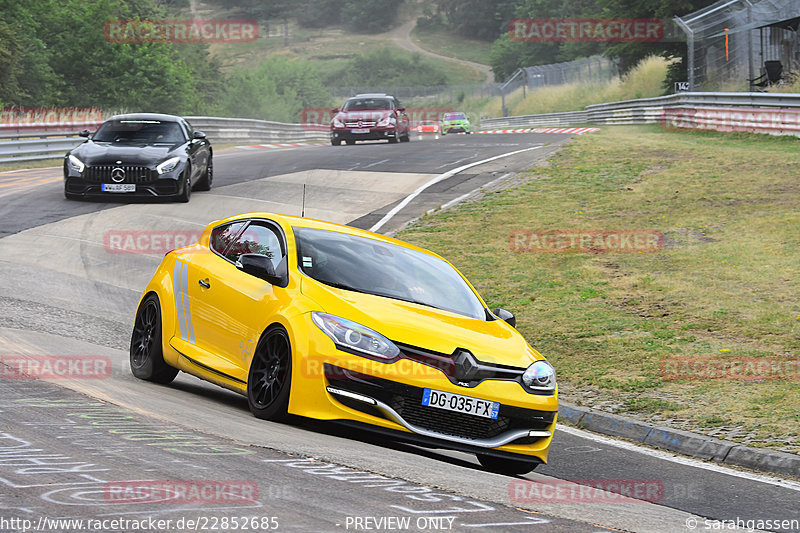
324;364;555;443
84;165;156;184
390;394;511;440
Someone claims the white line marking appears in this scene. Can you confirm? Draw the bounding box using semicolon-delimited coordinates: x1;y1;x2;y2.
461;517;550;527
434;157;470;170
369;146;543;233
557;424;800;491
361;158;390;170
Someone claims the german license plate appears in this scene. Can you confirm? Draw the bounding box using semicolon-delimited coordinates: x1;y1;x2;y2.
102;183;135;192
421;388;499;419
350;129;370;134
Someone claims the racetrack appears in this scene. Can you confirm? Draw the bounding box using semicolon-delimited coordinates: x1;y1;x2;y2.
1;132;798;532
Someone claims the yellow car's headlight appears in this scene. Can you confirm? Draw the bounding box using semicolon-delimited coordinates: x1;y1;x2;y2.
522;360;556;392
311;311;400;360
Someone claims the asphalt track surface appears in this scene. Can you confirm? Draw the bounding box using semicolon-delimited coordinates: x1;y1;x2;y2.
0;133;798;533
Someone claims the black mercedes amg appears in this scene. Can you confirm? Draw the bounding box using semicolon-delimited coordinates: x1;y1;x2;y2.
63;113;212;202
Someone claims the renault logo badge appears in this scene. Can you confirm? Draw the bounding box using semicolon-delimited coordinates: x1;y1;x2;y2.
453;350;479;382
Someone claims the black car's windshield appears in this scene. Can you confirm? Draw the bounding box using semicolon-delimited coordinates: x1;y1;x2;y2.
294;227;487;320
93;120;185;144
343;98;392;111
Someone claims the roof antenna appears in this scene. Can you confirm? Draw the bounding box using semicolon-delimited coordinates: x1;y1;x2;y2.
301;183;306;217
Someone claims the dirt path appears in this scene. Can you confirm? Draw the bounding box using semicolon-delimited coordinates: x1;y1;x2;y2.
387;12;494;83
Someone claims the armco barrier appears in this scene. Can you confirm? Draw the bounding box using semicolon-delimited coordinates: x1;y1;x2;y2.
481;92;800;136
0;116;329;165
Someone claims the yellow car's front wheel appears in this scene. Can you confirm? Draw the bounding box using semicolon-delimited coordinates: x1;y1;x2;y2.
247;325;292;421
130;294;179;385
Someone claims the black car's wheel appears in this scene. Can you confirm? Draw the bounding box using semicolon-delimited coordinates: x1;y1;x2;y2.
476;454;539;475
331;139;342;146
248;325;292;421
195;155;213;191
388;136;399;143
130;294;179;384
400;131;410;142
345;139;355;145
176;164;191;203
64;186;79;200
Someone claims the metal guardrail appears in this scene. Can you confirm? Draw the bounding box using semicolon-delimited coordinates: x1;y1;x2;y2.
4;94;799;165
481;110;589;129
0;117;329;165
482;92;800;135
185;116;329;145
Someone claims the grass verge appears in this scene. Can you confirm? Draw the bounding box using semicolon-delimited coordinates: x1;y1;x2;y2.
398;125;800;452
510;56;673;115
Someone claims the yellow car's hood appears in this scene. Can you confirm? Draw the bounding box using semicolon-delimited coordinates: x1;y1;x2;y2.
301;277;540;368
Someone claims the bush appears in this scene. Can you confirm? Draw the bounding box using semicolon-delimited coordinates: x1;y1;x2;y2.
326;48;448;87
215;58;331;122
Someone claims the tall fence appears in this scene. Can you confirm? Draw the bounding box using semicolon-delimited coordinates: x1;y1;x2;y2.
676;0;800;91
521;56;618;88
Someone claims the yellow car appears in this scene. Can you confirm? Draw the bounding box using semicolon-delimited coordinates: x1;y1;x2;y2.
130;212;558;474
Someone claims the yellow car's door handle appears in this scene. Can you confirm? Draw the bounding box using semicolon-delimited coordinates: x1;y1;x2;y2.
198;279;210;289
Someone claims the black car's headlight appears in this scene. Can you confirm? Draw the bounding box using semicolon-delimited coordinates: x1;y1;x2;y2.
332;117;345;128
311;311;400;359
156;157;181;174
377;115;395;127
522;360;556;392
67;155;85;173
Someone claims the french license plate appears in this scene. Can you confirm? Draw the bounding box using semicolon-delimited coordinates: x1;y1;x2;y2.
350;129;370;134
421;388;499;419
102;183;135;193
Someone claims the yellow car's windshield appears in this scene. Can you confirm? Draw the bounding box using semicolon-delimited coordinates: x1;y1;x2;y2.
294;227;487;320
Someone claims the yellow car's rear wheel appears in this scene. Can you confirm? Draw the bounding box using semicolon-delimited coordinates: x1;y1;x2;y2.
130;294;179;384
248;325;292;421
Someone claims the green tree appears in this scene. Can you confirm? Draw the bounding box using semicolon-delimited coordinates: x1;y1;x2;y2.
326;48;447;87
432;0;518;41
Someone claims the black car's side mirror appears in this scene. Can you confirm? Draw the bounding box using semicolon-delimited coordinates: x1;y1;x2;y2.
493;307;516;328
79;130;91;137
331;108;340;114
193;130;207;139
397;106;406;112
236;254;283;285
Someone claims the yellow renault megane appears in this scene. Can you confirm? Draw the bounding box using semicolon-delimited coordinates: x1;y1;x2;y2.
130;212;558;474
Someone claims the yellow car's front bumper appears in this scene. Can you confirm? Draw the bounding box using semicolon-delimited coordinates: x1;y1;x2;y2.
287;314;558;463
